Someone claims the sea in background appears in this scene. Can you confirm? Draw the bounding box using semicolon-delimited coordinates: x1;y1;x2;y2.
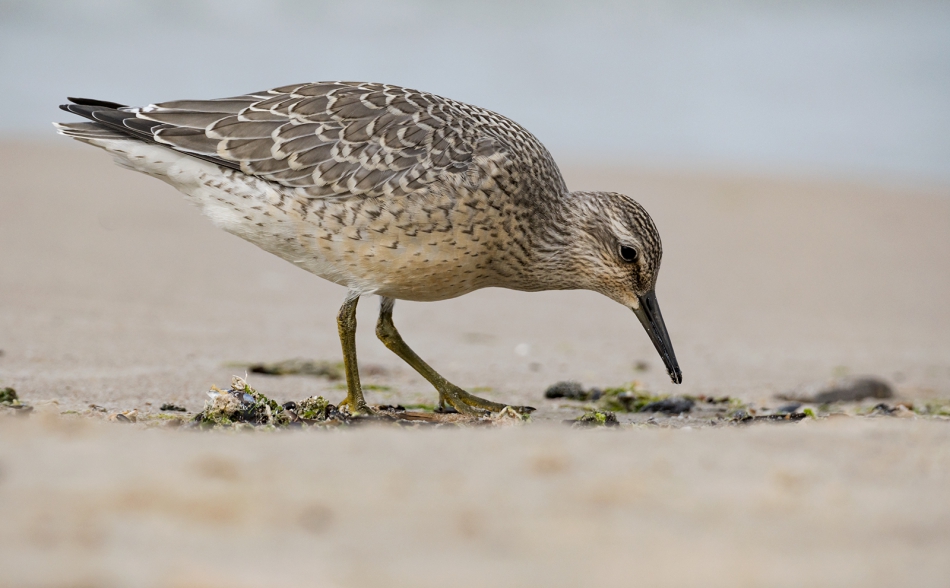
1;0;948;183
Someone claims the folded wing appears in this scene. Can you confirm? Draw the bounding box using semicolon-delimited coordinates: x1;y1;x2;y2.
61;82;496;199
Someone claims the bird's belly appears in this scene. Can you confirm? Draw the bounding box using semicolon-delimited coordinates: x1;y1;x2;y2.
163;161;496;301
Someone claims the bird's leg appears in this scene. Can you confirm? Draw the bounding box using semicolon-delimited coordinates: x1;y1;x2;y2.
336;293;371;415
375;296;531;415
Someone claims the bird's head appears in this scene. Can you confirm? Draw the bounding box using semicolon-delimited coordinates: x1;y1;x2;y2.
561;191;682;384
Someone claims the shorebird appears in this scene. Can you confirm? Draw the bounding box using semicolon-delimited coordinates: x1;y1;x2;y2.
56;82;681;415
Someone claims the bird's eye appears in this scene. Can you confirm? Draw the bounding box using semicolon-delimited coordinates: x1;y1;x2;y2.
619;245;639;263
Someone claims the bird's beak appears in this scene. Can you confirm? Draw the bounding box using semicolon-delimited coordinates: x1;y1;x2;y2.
632;290;682;384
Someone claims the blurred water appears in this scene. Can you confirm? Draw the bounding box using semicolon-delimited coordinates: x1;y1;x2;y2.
1;0;948;181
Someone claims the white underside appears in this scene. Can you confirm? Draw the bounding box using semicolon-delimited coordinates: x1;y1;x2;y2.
88;137;378;296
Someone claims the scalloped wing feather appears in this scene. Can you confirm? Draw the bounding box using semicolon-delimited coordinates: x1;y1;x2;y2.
132;82;512;199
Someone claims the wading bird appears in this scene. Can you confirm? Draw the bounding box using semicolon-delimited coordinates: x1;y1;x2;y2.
57;82;681;415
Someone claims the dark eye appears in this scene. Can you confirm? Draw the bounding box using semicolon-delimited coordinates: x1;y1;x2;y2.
619;245;639;263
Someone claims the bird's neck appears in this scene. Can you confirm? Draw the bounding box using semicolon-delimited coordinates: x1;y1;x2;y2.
492;190;589;293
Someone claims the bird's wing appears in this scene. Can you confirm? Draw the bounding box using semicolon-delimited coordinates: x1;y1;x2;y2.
64;82;508;199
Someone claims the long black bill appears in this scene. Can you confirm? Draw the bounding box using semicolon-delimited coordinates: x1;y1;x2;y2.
632;290;682;384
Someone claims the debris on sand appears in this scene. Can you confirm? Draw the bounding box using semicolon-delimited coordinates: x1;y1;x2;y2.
913;399;950;417
0;387;32;415
640;397;695;414
569;410;619;427
190;376;529;430
194;376;293;428
159;403;187;412
598;383;693;415
544;381;604;401
543;381;695;415
729;412;807;424
109;410;138;423
240;358;345;380
778;376;894;404
544;381;587;400
0;387;18;404
293;396;331;421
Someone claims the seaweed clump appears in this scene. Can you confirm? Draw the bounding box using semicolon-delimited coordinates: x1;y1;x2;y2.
295;396;331;420
243;358;344;380
570;410;619;427
598;382;694;414
0;387;32;414
0;387;18;404
194;376;295;429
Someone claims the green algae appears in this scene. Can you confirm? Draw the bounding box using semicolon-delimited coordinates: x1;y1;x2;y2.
194;377;291;428
915;399;950;417
572;410;619;427
597;382;668;412
0;387;32;414
0;387;19;405
399;403;438;412
296;396;330;420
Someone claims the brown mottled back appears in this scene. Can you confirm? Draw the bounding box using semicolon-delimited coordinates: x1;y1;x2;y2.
131;82;566;206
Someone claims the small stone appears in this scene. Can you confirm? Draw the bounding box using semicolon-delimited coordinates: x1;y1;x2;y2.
641;397;694;414
730;409;752;422
159;403;187;412
871;403;896;415
780;376;894;404
110;410;137;423
544;381;586;400
813;377;894;403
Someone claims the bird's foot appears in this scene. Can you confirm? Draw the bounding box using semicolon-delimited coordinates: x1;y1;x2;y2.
336;397;375;417
438;385;535;417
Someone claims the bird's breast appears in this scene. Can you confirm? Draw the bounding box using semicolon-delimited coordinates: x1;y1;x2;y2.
186;168;519;301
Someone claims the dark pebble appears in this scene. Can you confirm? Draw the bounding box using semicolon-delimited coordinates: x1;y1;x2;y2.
641;397;694;414
813;377;894;403
544;381;586;400
871;403;896;415
756;413;807;422
159;403;187;412
776;402;802;414
730;409;751;422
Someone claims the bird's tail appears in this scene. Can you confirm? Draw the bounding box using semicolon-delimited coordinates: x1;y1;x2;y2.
53;121;128;144
54;97;138;145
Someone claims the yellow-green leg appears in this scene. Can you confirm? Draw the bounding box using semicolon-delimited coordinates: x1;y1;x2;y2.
336;293;371;415
375;296;533;415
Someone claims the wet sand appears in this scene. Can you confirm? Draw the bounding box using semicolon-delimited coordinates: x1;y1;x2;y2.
1;142;949;586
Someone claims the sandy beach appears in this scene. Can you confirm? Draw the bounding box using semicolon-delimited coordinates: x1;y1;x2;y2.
2;142;949;586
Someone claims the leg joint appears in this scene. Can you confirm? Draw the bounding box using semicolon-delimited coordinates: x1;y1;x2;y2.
375;315;399;345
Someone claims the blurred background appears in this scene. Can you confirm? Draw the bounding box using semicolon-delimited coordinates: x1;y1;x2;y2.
2;3;950;586
1;0;948;182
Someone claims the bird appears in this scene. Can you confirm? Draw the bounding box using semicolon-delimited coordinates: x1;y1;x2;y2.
55;81;681;416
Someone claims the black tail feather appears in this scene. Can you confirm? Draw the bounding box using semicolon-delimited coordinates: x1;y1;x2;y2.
58;96;241;171
67;97;129;109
